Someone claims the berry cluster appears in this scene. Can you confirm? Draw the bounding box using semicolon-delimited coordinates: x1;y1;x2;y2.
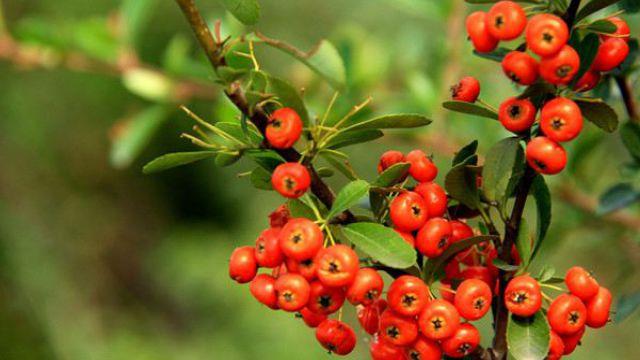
460;1;632;175
504;268;612;359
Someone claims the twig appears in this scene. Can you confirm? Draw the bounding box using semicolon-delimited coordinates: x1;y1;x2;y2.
615;75;639;123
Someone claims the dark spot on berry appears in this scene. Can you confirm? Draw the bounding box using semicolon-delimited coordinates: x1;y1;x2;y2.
318;295;332;309
431;317;443;330
474;297;486;310
509;105;522;119
551;117;565;130
328;260;340;273
386;326;400;339
556;65;573;78
543;32;554;43
402;294;417;308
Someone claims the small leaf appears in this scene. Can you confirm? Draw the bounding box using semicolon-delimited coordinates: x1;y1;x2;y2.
317;167;335;178
531;175;551;260
216;121;263;145
620;121;640;160
482;137;525;203
597;183;640;214
452;140;479;166
615;292;640;323
220;0;260;25
516;218;532;269
217;66;248;83
445;164;481;209
492;258;521;272
575;100;619;133
250;167;272;190
576;0;623;22
327;180;370;219
442;101;499;120
585;19;617;34
265;73;310;125
287;198;317;220
538;264;556;283
342;223;416;269
320;151;358;180
342;114;432;131
215;151;242;167
507;311;550;360
473;47;513;62
143;151;217;174
326;130;384;149
374;163;411;187
245;150;285;171
111;105;172;169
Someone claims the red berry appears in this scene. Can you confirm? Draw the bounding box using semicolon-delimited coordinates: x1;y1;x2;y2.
274;273;311;312
315;319;356;355
346;267;384;306
440;281;456;303
357;299;387;335
406;150;438;182
442;323;481;358
499;97;537;133
565;266;599;301
548;330;565;360
461;266;495;289
454;279;493;321
450;220;474;243
540;97;583;143
266;107;303;149
547;294;587;335
444;259;462;280
249;274;278;309
285;257;318;281
504;275;542;317
378;150;406;174
390;191;429;232
229;246;258;284
416;217;452;258
387;275;430;317
379;309;419;346
315;244;359;288
418;299;461;340
405;336;442;360
369;334;406;360
307;281;346;315
592;37;630;72
271;162;311;198
573;70;601;92
299;307;327;328
502;51;539;85
414;182;448;218
466;11;499;53
451;77;481;103
526;137;567;175
394;229;416;247
526;14;569;57
487;1;527;41
561;326;585;355
269;204;290;228
255;228;285;268
601;16;630;42
586;286;612;328
539;45;580;85
279;218;323;261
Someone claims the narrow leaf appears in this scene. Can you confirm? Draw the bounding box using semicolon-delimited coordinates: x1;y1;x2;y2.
452;140;479;166
442;101;499;120
327;180;370;219
482;137;525;203
250;167;273;190
343;223;416;269
342;114;432;131
516;218;532;269
615;292;640;323
374;162;411;187
597;183;640;214
531;175;551;260
620;121;640;160
326;129;384;149
143;151;216;174
320;151;358;180
473;47;513;62
576;0;623;22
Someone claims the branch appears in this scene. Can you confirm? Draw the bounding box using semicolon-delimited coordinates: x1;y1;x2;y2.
615;75;639;123
173;0;354;223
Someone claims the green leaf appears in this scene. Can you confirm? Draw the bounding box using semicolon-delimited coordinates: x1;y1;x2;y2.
620;121;640;160
217;66;249;83
327;180;370;219
374;163;411;187
507;311;550;360
250;167;273;190
423;236;498;282
572;33;600;87
537;264;556;283
215;151;242;167
482;137;525;203
220;0;260;25
265;73;310;125
621;0;640;13
442;101;499;120
262;39;346;89
245;150;285;171
110;105;172;169
287;199;317;220
342;223;416;269
492;258;521;272
516;218;532;269
342;114;432;131
597;183;640;214
317;167;335;178
120;0;156;48
320;151;358;180
518;83;556;108
575;100;619;133
142;151;217;174
615;292;640;323
473;47;513;62
531;175;551;260
585;19;617;34
326;130;384;149
576;0;623;22
452;140;479;166
72;18;119;62
122;68;175;102
445;164;481;209
216;121;263;145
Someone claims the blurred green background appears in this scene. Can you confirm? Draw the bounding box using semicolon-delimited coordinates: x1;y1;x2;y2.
1;0;639;359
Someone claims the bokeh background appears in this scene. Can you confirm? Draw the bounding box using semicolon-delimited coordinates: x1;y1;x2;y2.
1;0;639;359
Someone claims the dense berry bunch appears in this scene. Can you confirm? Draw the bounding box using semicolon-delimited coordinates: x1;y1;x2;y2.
459;1;632;175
